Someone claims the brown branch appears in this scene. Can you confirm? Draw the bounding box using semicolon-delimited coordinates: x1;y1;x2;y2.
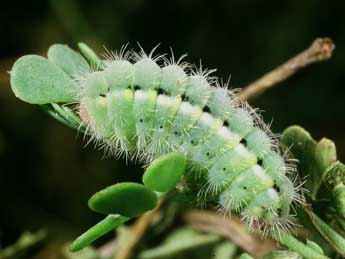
184;210;277;258
237;37;335;101
115;199;164;259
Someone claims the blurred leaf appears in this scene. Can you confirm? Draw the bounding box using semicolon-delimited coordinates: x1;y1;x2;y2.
138;227;221;259
0;230;47;259
239;253;254;259
63;243;100;259
306;240;324;255
50;0;98;43
213;241;236;259
263;250;302;259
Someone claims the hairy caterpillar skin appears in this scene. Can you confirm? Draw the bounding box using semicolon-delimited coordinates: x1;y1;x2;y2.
10;43;304;236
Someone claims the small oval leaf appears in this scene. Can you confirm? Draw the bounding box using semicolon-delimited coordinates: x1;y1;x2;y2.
78;42;104;68
10;55;79;104
88;182;158;217
48;44;90;76
143;152;186;192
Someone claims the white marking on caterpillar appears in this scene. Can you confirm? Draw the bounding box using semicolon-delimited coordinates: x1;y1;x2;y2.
75;44;304;234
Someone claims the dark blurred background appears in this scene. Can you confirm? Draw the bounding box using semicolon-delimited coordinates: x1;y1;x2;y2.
0;0;344;257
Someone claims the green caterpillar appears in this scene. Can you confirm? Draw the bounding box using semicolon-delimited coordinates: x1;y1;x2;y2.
10;43;303;251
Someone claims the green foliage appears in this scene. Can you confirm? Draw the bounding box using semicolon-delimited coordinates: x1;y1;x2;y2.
88;182;158;217
281;126;336;199
143;152;186;192
281;125;345;220
308;212;345;256
6;43;345;259
63;244;100;259
70;214;129;252
78;42;104;68
281;125;345;258
10;55;79;104
41;103;87;132
263;250;302;259
239;253;254;259
0;230;47;259
138;227;221;259
213;241;237;259
48;44;90;76
324;162;345;217
306;240;325;255
273;231;329;259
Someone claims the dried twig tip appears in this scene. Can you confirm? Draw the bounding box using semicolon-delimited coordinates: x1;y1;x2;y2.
310;37;335;61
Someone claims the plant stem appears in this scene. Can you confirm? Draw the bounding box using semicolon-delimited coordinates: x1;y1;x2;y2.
272;231;330;259
238;38;335;101
306;210;345;257
115;198;165;259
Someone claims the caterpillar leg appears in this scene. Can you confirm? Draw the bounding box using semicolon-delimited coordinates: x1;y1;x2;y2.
143;152;186;192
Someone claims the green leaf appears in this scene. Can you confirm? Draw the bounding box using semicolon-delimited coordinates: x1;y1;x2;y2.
10;55;79;104
0;230;47;258
78;42;104;69
63;244;100;259
138;227;221;259
143;152;186;192
333;183;345;217
307;239;325;255
240;253;254;259
48;44;90;76
213;241;236;259
281;126;318;198
281;126;336;199
41;103;87;133
323;161;345;190
323;162;345;219
272;230;330;259
69;214;129;252
315;138;337;174
88;182;158;217
307;211;345;256
263;250;302;259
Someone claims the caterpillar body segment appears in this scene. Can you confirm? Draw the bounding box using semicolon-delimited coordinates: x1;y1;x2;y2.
166;101;203;149
10;43;303;236
104;60;134;90
133;89;157;151
83;96;113;139
160;64;189;96
107;89;136;150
